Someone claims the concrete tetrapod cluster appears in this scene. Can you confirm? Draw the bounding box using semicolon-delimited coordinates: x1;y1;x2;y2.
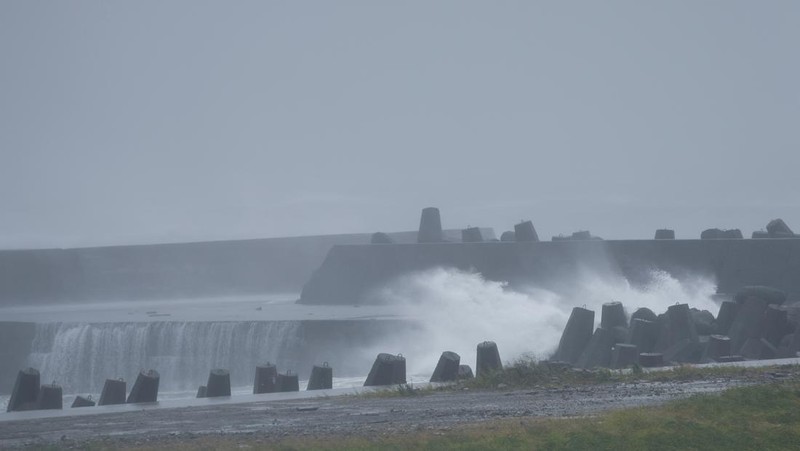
6;369;161;412
552;285;800;369
198;362;331;398
7;363;332;411
363;341;506;387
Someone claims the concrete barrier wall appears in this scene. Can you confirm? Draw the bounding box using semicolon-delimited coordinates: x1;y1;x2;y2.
0;319;419;395
0;229;491;306
299;239;800;304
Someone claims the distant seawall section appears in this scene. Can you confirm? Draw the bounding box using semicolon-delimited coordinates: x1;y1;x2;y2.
299;239;800;305
0;229;492;305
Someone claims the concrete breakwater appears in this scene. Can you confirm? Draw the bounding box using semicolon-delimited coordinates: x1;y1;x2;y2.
299;238;800;305
0;229;492;306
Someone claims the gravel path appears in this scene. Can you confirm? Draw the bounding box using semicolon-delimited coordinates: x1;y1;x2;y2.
0;375;768;449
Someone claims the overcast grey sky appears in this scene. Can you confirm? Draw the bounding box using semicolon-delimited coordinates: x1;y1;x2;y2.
1;1;798;248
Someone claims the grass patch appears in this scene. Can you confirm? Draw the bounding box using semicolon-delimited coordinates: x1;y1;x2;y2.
346;360;798;400
462;356;800;390
118;381;800;450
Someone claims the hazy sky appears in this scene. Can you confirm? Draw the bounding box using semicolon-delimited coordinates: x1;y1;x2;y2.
1;1;798;248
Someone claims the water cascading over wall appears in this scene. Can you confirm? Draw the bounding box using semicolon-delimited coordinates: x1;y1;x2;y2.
26;321;304;394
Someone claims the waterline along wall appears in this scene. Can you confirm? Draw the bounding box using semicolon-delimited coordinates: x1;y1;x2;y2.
299;239;800;305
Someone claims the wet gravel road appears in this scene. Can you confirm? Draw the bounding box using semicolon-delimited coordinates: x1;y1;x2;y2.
0;376;763;449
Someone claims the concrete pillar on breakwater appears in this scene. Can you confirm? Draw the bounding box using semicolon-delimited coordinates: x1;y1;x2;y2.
364;353;407;386
611;344;639;369
631;308;658;323
370;232;394;244
767;218;794;237
430;351;460;383
126;370;159;403
701;228;742;239
71;396;95;408
639;353;664;367
601;302;628;330
514;221;539;242
196;386;207;398
740;338;777;360
662;338;703;363
307;363;333;390
724;229;743;239
254;363;278;394
576;328;614;369
703;335;732;361
654;229;675;239
37;383;62;410
392;354;407;385
762;305;790;347
418;207;443;243
205;369;231;397
655;303;698;352
458;365;474;380
98;379;127;406
461;227;483;243
691;309;715;336
728;297;767;353
277;372;300;392
700;228;723;239
553;307;595;365
628;319;659;353
476;341;503;377
7;367;40;412
714;301;739;335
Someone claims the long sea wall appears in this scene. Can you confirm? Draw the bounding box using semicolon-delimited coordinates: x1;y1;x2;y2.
0;229;490;305
299;239;800;304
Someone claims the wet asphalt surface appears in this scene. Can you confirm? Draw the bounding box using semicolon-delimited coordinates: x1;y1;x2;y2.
0;376;768;449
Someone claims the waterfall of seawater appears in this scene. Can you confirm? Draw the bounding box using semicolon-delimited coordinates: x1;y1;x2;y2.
26;321;304;395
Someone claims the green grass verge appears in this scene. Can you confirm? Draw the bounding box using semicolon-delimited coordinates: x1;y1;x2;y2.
360;360;799;400
461;357;799;390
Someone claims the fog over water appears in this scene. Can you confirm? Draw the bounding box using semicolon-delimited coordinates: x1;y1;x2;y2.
1;1;799;249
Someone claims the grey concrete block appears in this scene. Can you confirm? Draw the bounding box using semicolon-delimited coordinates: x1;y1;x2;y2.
127;370;159;403
307;363;333;390
601;301;628;330
430;351;460;383
553;307;595;364
612;344;639;368
476;341;503;376
98;379;126;406
418;207;443;243
514;221;539;242
576;328;614;369
205;369;231;397
253;363;278;394
457;365;474;380
37;383;62;410
7;368;40;412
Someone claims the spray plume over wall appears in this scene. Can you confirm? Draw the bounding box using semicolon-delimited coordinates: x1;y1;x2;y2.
374;267;719;376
